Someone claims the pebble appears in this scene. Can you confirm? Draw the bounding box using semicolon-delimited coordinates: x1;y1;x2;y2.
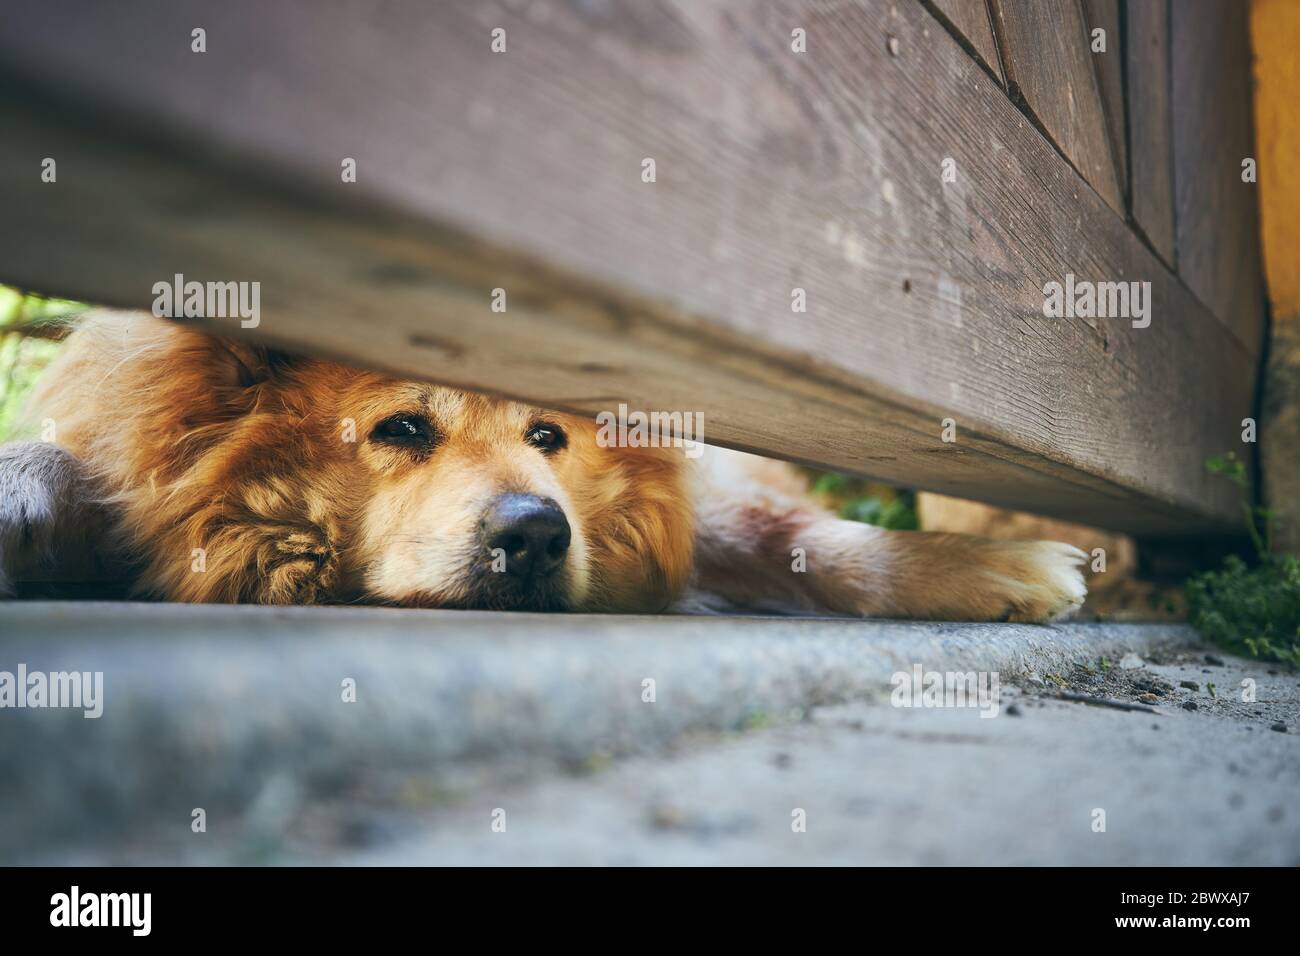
1271;722;1288;733
1180;680;1200;691
1119;653;1145;670
339;814;396;849
649;803;688;830
1182;700;1198;711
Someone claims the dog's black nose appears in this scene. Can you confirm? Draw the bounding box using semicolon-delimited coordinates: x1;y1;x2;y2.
482;493;570;577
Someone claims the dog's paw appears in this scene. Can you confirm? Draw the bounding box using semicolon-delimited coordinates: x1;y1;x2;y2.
0;442;96;596
253;528;340;604
982;540;1088;623
0;472;60;596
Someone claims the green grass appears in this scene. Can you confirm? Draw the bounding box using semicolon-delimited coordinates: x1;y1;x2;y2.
1185;453;1300;667
0;286;84;441
804;470;919;530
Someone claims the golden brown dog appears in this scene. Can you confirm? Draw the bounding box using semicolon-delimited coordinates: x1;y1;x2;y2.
0;311;1087;620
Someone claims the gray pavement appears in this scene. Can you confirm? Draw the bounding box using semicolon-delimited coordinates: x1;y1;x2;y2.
0;602;1295;864
350;660;1300;866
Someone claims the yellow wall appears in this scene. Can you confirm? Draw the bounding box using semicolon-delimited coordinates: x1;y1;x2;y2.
1252;0;1300;318
1253;0;1300;551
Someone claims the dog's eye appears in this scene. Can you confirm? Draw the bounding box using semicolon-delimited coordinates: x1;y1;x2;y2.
371;414;436;448
526;423;566;453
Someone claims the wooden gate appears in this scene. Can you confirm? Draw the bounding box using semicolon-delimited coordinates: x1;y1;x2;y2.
0;0;1265;536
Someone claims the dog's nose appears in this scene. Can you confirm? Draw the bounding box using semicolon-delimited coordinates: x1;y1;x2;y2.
482;493;571;577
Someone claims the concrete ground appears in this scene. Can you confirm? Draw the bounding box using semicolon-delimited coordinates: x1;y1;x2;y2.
1;602;1296;865
353;660;1299;866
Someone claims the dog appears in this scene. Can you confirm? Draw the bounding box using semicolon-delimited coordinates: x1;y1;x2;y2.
0;311;1087;620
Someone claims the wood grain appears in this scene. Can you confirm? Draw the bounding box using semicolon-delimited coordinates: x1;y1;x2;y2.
1171;0;1267;356
1125;0;1176;267
1082;0;1127;205
989;0;1125;214
0;0;1254;533
927;0;1005;83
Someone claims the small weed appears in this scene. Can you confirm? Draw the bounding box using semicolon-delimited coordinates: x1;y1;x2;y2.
1185;453;1300;667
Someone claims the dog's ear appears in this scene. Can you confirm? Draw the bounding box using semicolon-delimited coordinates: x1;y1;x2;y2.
213;338;297;388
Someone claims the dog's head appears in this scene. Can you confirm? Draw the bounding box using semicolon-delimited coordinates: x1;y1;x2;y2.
34;315;695;612
328;373;694;612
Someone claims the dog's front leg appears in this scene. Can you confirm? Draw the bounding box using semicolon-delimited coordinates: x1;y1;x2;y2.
691;457;1086;622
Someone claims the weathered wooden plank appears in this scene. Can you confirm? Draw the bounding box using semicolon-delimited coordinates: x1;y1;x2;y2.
926;0;1005;84
1082;0;1127;204
1171;0;1267;357
0;0;1252;533
1125;0;1176;266
988;0;1125;214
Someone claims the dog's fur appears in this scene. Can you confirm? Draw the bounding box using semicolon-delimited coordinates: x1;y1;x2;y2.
0;312;1087;621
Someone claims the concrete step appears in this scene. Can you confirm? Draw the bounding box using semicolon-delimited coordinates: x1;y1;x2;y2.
4;601;1292;863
